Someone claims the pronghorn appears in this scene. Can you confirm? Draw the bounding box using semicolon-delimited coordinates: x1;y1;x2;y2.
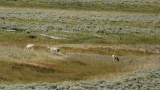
24;44;34;50
112;55;119;61
47;46;60;53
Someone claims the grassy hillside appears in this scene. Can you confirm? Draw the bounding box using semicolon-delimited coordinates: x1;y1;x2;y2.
1;66;160;89
0;0;160;84
0;30;160;83
0;44;159;83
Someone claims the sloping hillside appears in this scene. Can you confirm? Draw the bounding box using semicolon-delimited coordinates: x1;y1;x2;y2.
0;65;159;90
0;0;160;88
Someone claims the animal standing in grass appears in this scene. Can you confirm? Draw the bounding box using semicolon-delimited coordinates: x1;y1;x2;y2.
24;44;34;51
112;55;119;61
47;46;60;54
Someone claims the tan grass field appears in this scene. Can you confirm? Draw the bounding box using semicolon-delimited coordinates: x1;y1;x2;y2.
0;43;159;84
0;0;159;84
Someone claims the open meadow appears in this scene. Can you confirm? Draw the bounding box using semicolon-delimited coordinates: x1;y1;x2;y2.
0;0;160;89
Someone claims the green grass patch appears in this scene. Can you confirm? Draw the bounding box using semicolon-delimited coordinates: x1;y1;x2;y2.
64;32;160;45
0;30;160;46
0;30;61;46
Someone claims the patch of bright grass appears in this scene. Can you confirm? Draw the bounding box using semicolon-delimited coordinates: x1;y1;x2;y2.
0;30;160;46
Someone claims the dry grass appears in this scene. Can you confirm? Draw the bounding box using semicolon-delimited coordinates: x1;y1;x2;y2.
0;30;160;84
0;44;159;84
61;45;160;56
0;1;159;84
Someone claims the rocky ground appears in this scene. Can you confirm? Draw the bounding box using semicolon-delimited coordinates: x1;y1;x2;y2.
0;66;159;90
